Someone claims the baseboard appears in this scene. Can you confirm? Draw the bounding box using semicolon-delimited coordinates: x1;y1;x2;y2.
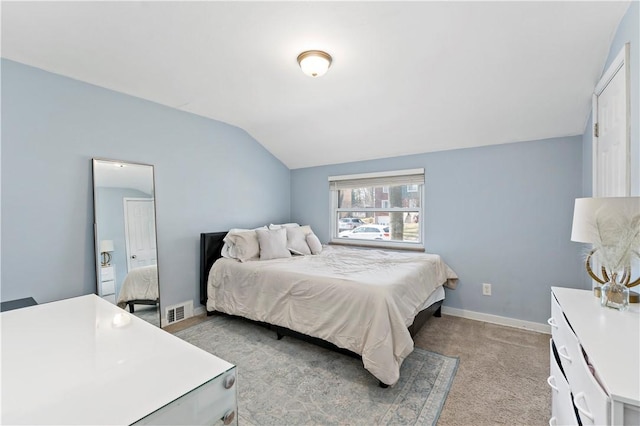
166;304;550;333
441;306;550;334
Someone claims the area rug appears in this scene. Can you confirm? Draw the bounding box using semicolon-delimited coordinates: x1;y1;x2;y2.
175;315;458;425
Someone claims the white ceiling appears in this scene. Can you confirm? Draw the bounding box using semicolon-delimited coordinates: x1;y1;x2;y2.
1;1;630;169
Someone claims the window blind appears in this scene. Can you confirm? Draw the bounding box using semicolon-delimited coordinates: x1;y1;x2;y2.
328;168;424;191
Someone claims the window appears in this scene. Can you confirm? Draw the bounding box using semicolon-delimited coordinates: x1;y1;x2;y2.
329;168;424;249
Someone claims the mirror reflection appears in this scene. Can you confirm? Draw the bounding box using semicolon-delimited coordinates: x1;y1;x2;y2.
92;159;160;327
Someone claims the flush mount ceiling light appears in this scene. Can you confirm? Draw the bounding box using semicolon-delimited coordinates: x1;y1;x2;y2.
297;50;332;78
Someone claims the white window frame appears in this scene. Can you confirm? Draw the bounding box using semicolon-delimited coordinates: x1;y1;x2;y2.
329;168;425;250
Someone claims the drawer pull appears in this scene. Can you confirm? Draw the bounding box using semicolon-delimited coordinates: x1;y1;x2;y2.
549;416;557;426
557;346;572;363
547;318;558;329
546;375;558;392
222;410;236;425
573;392;594;422
224;374;236;389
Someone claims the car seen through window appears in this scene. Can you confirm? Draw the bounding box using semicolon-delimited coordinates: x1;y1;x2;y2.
338;225;390;240
338;218;364;230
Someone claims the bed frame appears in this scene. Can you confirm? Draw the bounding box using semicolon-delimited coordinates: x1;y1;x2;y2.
199;231;442;386
124;299;159;313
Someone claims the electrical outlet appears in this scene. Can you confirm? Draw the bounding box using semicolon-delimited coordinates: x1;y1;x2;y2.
482;283;492;296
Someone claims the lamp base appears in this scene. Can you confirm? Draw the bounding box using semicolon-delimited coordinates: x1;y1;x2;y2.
595;287;638;303
594;286;602;298
101;252;112;267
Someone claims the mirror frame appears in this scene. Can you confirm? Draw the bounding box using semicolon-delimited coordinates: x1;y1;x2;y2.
91;158;161;327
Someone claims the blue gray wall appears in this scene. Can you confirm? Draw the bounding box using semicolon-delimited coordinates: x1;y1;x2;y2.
1;59;291;311
291;137;585;324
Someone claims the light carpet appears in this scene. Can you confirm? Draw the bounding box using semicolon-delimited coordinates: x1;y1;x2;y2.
175;315;458;425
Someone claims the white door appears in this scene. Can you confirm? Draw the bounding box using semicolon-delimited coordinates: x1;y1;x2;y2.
592;43;630;197
591;43;632;288
124;198;157;271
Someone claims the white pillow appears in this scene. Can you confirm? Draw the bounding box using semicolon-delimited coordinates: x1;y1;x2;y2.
268;223;300;230
299;225;314;235
256;228;292;260
306;233;323;255
221;228;250;259
286;226;311;255
222;227;267;260
220;243;234;259
225;230;260;262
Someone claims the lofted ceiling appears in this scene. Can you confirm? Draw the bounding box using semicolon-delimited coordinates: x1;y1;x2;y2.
1;1;631;169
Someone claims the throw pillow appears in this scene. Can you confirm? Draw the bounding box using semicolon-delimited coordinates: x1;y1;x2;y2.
286;226;312;255
256;228;292;260
306;233;323;255
226;230;260;262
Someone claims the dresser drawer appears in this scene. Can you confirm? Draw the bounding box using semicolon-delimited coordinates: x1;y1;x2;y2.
621;404;640;425
101;266;114;281
99;280;115;296
134;368;237;425
550;291;610;426
570;349;609;425
548;340;578;426
549;293;564;342
549;295;582;378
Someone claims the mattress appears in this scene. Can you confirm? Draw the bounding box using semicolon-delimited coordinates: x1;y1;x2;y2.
207;245;457;385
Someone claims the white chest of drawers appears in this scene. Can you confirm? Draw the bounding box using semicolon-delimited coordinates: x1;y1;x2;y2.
1;295;237;425
99;265;116;303
548;287;640;426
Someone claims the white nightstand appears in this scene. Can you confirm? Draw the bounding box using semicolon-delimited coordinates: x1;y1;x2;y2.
99;265;116;304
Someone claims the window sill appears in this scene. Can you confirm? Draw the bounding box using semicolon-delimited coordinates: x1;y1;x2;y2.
329;239;425;252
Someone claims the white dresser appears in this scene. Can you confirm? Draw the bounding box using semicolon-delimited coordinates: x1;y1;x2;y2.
1;295;237;425
548;287;640;426
99;265;116;303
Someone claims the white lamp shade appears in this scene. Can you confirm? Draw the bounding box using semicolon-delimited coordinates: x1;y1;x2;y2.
297;50;332;78
100;240;114;252
571;197;640;243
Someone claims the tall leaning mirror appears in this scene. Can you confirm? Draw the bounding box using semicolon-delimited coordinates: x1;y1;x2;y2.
92;159;161;327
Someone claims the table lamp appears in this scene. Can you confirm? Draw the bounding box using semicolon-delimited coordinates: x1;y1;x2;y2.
571;197;640;306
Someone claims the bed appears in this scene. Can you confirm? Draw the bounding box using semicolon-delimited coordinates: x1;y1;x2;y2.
117;264;159;313
199;230;457;386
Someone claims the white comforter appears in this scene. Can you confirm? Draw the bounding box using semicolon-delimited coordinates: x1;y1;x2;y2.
207;245;457;385
117;265;159;309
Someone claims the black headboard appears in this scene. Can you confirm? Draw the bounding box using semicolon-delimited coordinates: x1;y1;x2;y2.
199;232;228;306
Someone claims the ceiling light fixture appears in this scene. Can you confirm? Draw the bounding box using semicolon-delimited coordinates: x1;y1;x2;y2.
297;50;332;78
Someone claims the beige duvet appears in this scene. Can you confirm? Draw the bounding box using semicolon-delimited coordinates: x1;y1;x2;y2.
117;265;159;309
206;245;457;385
